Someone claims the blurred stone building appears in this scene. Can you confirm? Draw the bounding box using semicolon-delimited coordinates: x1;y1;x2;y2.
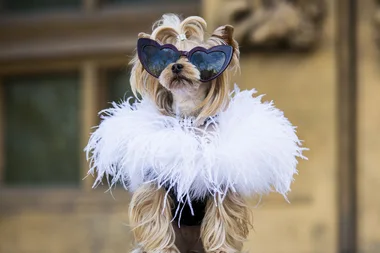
0;0;379;253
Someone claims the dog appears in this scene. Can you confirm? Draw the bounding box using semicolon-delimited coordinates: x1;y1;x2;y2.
86;13;305;253
128;14;251;253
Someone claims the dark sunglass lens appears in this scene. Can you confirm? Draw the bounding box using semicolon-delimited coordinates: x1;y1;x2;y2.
141;46;179;77
190;51;226;81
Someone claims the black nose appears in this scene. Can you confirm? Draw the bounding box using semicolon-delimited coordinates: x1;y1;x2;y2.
171;63;183;74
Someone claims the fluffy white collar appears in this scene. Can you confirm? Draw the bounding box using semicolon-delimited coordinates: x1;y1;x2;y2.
85;85;307;203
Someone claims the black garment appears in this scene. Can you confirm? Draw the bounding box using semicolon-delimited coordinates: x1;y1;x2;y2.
167;188;208;226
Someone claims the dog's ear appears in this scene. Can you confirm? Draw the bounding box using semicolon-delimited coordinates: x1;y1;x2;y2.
211;25;238;49
211;25;240;71
138;32;151;39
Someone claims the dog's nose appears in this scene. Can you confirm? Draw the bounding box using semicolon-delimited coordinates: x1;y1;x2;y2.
172;63;183;74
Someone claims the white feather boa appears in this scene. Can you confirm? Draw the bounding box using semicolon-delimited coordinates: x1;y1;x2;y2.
85;85;306;203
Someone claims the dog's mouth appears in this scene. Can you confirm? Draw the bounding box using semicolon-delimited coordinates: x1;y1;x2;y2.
168;75;194;89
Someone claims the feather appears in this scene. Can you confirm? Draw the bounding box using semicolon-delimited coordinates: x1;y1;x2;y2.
85;86;307;203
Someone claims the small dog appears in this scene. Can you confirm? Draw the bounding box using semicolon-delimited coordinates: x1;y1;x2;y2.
86;13;305;253
128;14;251;253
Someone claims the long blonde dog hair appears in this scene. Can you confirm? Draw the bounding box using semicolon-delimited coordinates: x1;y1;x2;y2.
201;192;253;252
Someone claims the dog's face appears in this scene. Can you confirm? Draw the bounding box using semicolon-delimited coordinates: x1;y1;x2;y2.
130;15;240;122
158;57;204;96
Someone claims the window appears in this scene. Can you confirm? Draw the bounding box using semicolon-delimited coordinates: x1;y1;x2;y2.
92;68;134;187
4;73;80;186
106;69;134;104
2;0;80;13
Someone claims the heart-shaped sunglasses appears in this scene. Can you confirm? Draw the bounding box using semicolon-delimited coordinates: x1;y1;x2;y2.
137;38;233;82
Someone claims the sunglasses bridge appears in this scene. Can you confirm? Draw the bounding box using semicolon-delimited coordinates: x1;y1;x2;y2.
178;51;189;58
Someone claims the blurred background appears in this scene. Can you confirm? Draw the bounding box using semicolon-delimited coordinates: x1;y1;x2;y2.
0;0;379;253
